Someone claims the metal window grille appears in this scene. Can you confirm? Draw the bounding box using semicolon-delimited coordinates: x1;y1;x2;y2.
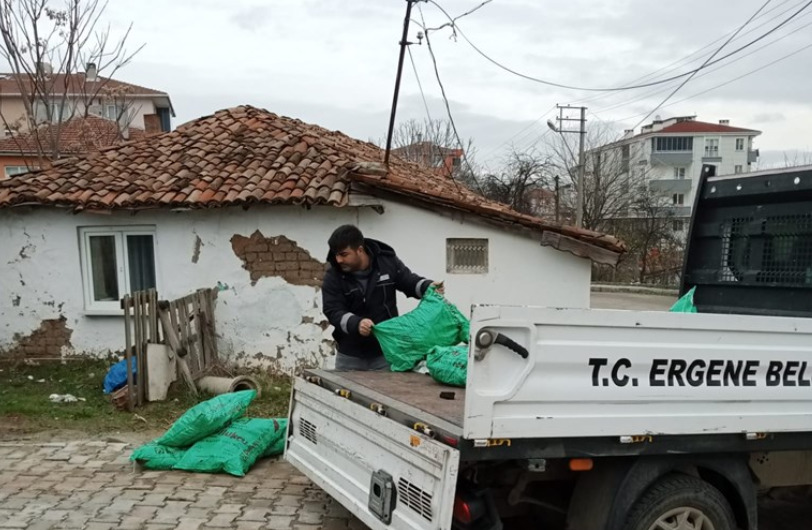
719;214;812;286
446;238;488;274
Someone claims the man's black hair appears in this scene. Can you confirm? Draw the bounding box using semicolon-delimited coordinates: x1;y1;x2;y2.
329;225;365;253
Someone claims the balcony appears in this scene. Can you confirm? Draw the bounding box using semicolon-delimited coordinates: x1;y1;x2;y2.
650;151;693;166
664;206;692;218
748;148;759;163
649;179;692;194
702;148;722;163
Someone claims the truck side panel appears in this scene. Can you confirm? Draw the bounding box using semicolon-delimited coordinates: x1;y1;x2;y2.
286;378;460;530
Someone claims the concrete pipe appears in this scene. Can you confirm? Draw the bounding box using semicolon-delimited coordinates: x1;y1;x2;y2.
197;375;261;397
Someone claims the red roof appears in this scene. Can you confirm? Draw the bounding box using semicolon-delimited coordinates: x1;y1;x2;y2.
657;121;760;135
0;106;625;254
0;115;145;155
0;73;167;96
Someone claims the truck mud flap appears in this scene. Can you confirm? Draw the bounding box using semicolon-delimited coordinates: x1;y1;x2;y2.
286;377;461;530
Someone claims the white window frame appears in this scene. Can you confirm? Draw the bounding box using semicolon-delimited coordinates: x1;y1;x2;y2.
735;138;745;151
704;137;720;157
672;193;685;206
734;165;743;174
103;103;123;120
673;167;686;179
79;226;159;314
4;165;34;179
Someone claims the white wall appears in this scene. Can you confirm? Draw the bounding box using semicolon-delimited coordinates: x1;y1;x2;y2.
0;201;591;371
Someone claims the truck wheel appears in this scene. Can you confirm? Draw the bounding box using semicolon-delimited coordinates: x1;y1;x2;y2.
625;474;737;530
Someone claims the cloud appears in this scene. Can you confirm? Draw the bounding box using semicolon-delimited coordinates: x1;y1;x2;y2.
752;112;786;124
229;6;271;32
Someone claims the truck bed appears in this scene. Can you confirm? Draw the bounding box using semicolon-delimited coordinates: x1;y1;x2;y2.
304;368;465;437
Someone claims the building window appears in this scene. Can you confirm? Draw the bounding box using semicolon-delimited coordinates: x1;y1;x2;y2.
3;166;34;179
80;227;158;312
734;165;743;174
446;238;488;274
704;138;720;157
33;100;73;123
673;167;686;179
103;104;125;120
652;136;693;152
672;194;685;206
736;138;745;151
673;220;685;231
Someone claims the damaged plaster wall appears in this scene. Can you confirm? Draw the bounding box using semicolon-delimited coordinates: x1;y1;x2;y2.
0;199;590;371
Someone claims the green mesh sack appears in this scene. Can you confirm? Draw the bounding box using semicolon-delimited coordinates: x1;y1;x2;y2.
262;418;289;458
427;345;468;387
373;286;470;372
129;442;186;470
670;286;698;313
173;417;280;477
156;390;256;448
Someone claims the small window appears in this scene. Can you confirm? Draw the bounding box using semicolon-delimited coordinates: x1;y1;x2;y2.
103;104;125;120
4;165;34;179
734;165;743;174
735;138;745;151
446;238;488;274
672;194;685;206
80;227;158;312
673;167;686;179
673;220;685;232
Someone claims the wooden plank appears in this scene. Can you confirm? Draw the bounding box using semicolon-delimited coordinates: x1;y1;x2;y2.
149;289;159;343
132;291;143;406
206;289;219;365
158;307;182;357
192;292;204;369
122;295;134;411
168;301;184;356
197;290;211;367
540;231;621;266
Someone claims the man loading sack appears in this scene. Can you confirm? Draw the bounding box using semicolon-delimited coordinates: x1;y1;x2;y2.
321;225;443;371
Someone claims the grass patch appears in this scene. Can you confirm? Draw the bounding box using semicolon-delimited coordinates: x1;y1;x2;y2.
0;359;292;437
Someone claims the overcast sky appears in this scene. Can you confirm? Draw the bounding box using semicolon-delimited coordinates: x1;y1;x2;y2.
101;0;812;169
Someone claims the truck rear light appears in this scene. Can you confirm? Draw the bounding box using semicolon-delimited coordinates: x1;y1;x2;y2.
569;458;594;472
453;498;473;524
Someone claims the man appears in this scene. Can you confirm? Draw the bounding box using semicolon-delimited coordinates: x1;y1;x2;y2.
322;225;443;371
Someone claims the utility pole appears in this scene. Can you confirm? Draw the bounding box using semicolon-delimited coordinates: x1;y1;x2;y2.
548;104;587;228
554;175;560;223
384;0;420;168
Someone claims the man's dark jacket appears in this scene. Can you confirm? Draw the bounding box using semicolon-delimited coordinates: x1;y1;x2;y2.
322;239;432;359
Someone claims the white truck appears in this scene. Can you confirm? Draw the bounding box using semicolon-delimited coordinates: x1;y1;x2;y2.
285;164;812;530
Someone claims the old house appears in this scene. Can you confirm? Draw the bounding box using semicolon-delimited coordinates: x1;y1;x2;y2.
0;106;623;371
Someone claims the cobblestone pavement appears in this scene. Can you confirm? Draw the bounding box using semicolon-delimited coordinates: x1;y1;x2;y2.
2;440;811;529
0;441;361;530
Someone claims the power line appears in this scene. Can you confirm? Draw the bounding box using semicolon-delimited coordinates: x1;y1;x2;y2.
631;0;773;130
589;13;812;118
611;41;812;125
407;46;433;122
418;5;483;195
425;0;812;93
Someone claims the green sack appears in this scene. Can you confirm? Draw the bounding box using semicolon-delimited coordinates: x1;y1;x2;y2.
427;345;468;387
262;418;289;458
156;390;256;448
373;286;470;372
173;417;280;477
129;442;186;470
670;286;698;313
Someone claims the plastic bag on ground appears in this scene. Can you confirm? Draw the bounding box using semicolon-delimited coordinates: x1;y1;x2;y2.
173;417;281;476
156;390;256;447
373;286;470;372
262;418;289;458
103;359;136;394
130;442;186;470
427;345;468;387
670;286;698;313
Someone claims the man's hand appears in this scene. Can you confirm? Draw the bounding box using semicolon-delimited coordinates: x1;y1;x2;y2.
358;318;374;337
431;281;445;296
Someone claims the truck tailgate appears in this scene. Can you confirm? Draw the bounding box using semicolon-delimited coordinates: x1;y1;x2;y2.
286;376;460;530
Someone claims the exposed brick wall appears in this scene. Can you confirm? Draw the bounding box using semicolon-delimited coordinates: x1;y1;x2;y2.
231;230;326;287
1;316;73;359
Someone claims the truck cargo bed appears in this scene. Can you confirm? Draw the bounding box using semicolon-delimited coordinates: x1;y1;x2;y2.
304;368;465;437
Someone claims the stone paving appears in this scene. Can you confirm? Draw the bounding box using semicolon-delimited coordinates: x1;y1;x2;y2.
0;441;361;530
1;440;810;529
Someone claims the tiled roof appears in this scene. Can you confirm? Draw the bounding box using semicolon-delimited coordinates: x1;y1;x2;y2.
658;121;760;135
0;73;167;96
0;115;145;155
0;105;624;254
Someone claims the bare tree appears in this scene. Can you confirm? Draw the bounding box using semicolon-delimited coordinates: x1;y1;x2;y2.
388;118;479;189
0;0;143;165
479;148;555;216
781;150;812;168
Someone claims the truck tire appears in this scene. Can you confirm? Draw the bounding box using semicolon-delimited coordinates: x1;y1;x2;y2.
624;474;738;530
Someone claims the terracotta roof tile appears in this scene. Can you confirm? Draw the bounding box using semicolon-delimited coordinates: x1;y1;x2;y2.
0;105;624;253
0;114;146;155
